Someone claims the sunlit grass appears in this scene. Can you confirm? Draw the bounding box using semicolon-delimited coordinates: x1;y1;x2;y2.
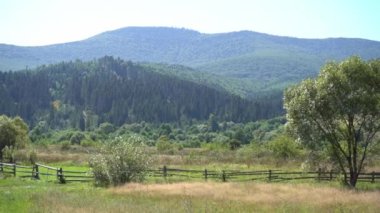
1;177;379;213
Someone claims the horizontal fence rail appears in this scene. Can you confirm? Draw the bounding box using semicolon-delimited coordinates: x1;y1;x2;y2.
0;162;94;184
146;166;380;184
1;162;379;184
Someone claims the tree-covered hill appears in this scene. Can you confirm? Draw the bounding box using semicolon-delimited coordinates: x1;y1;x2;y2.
1;27;379;93
0;57;283;129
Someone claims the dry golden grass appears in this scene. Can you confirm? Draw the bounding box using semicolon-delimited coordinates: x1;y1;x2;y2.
110;182;380;208
32;144;93;163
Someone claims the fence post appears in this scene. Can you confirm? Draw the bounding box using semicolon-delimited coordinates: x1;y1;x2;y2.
268;170;272;182
222;170;226;182
163;166;167;180
317;168;321;181
58;168;65;184
329;169;333;181
371;171;375;183
13;164;16;177
0;163;3;173
204;169;208;181
33;164;40;179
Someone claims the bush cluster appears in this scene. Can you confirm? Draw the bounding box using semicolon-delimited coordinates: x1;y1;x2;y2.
89;136;151;186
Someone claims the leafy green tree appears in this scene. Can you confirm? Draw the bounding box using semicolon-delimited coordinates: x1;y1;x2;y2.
208;113;219;132
29;121;49;142
0;115;30;159
89;136;151;186
284;56;380;187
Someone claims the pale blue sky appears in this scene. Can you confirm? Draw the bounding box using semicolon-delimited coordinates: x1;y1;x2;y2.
1;0;379;46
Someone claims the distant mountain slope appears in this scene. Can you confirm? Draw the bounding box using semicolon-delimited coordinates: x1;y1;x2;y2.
141;63;283;99
1;27;380;91
0;57;283;128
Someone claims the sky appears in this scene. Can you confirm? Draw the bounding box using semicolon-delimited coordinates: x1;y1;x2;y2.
0;0;379;46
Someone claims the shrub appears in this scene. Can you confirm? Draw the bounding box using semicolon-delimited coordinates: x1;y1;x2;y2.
267;134;302;160
156;136;174;152
89;133;98;141
1;146;37;164
57;131;74;142
0;115;30;159
89;136;151;186
29;121;49;142
70;132;85;145
228;139;241;150
97;122;115;135
1;146;15;163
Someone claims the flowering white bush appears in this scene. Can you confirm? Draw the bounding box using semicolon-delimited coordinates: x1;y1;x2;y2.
89;136;151;186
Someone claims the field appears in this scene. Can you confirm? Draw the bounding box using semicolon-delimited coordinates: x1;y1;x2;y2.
1;145;380;212
1;178;380;213
0;145;380;213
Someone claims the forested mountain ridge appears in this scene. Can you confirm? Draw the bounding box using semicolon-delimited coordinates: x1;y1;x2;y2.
0;57;283;129
1;27;380;93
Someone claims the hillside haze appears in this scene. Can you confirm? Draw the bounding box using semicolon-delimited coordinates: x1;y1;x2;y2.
1;27;380;91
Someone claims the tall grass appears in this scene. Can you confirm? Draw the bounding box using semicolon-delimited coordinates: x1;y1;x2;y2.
110;182;380;210
1;178;379;213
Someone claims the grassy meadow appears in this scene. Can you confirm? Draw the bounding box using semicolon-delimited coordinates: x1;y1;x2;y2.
1;178;380;213
1;144;380;212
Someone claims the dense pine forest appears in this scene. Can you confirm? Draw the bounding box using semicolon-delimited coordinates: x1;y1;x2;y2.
0;56;283;129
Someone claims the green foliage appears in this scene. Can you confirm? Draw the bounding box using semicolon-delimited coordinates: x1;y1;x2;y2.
284;56;380;187
89;136;151;186
57;131;74;142
2;145;15;162
159;124;172;136
0;115;30;159
156;135;171;151
228;139;241;150
70;132;85;145
155;135;181;154
97;122;115;135
201;141;229;151
31;117;286;153
267;134;302;160
29;121;50;142
208;113;219;132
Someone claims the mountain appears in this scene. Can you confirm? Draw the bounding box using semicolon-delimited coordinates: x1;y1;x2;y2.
0;57;283;128
1;27;380;93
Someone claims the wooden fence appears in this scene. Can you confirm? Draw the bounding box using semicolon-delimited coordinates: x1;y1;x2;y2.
149;166;380;183
1;162;379;184
0;162;93;183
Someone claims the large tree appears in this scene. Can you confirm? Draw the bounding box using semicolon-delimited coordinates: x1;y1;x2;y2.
284;56;380;187
0;115;30;159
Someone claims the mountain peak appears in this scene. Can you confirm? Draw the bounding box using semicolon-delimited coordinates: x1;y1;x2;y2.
88;26;201;41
